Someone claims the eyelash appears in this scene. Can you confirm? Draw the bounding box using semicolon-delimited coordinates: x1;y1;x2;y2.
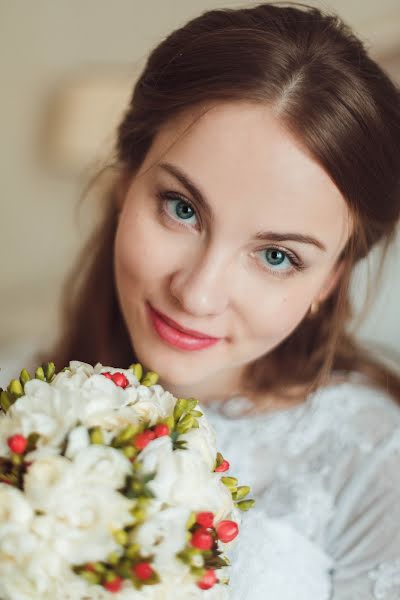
155;189;306;278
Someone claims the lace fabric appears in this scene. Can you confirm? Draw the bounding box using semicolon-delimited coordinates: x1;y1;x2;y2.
202;375;400;599
369;559;400;600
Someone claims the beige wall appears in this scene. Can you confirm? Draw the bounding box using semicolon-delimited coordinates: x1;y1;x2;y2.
0;1;399;383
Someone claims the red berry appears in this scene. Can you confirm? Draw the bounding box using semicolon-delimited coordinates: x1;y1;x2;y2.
196;511;214;529
101;372;113;380
216;520;239;543
103;577;123;592
7;434;28;454
197;569;218;590
134;429;156;450
153;423;169;437
190;528;214;550
111;372;129;388
132;561;154;580
215;459;230;472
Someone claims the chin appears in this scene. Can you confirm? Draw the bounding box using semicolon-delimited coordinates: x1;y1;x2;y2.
159;363;204;390
133;345;207;390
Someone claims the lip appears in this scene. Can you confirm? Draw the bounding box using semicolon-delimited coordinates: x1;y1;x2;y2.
147;303;222;351
149;303;221;339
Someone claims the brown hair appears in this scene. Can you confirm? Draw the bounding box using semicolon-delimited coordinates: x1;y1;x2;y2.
38;1;400;405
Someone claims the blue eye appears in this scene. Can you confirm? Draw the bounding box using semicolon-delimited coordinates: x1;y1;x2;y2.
160;193;198;226
264;248;289;268
157;192;307;277
258;247;303;276
172;199;196;221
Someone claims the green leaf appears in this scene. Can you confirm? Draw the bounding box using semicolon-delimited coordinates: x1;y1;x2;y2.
35;367;45;381
0;390;11;412
19;368;31;387
236;498;256;511
142;471;156;483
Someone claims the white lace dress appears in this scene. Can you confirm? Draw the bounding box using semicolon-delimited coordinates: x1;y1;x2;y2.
202;373;400;600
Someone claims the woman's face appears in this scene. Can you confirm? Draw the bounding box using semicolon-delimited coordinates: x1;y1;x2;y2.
114;101;350;399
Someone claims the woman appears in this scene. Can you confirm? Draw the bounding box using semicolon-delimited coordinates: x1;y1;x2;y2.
38;2;400;598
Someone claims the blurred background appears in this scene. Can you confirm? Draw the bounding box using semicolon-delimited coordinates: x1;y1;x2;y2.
0;0;399;386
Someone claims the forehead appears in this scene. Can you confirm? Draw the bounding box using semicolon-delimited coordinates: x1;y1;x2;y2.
140;101;351;254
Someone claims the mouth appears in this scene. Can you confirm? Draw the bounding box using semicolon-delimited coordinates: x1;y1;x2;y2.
149;303;221;339
146;302;223;351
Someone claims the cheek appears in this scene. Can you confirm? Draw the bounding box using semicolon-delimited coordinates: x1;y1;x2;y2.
240;279;317;348
113;203;186;298
114;217;160;295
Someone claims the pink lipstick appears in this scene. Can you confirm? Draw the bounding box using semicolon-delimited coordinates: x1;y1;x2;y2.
147;303;222;351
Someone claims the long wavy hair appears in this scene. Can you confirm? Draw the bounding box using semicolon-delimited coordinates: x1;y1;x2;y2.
37;1;400;405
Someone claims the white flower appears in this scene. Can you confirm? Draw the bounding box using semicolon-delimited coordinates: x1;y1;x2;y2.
23;455;68;508
23;453;134;563
50;360;95;390
0;484;33;529
0;485;36;564
0;546;100;600
180;411;218;470
0;379;80;456
81;405;143;433
133;506;191;575
70;444;133;489
76;374;127;414
73;374;142;432
139;437;233;520
65;425;90;460
0;486;66;599
93;361;140;385
0;360;241;599
50;361;139;426
128;386;176;426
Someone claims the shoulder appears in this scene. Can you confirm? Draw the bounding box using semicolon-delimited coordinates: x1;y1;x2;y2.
316;377;400;590
307;372;400;452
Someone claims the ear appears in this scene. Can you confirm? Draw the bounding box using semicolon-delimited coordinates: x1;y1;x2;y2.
315;260;345;304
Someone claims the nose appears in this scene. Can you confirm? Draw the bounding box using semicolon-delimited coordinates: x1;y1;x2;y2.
169;245;231;317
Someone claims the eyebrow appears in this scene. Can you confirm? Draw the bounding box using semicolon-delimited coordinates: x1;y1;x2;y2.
157;161;327;252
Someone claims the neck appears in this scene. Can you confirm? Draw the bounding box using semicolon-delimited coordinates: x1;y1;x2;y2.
158;367;246;406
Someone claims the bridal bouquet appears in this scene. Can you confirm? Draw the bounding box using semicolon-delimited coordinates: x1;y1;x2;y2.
0;360;255;600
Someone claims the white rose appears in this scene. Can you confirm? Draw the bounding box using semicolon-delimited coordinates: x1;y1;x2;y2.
93;362;140;386
0;485;37;570
77;378;174;431
133;506;191;575
139;437;233;520
146;385;177;416
24;454;134;563
128;387;175;426
23;455;69;508
0;488;65;600
81;406;142;432
75;375;141;432
0;546;76;600
0;379;80;454
65;425;90;460
0;484;33;529
50;360;95;390
79;373;126;409
49;571;111;600
180;412;218;470
70;444;133;489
